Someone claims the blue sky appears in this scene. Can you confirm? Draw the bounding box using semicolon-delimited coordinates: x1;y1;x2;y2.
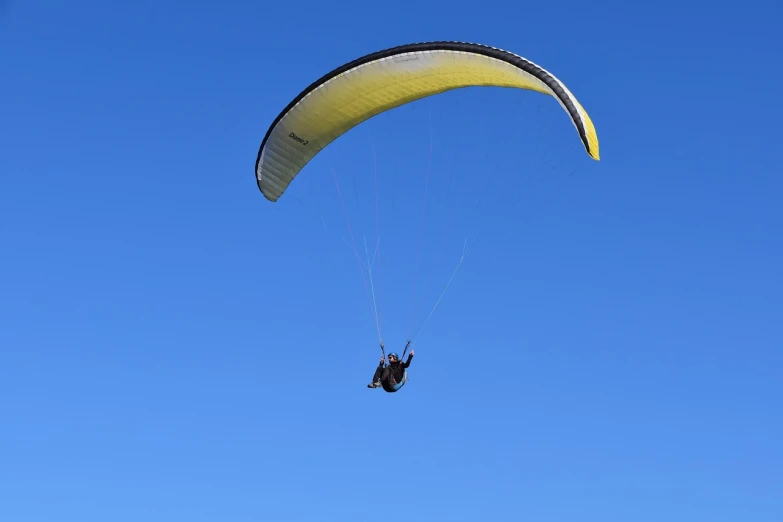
2;1;782;521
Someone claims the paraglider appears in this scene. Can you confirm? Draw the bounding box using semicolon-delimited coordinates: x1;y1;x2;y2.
367;341;414;392
254;41;600;392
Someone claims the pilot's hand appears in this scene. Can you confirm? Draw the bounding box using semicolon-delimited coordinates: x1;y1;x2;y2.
410;349;414;356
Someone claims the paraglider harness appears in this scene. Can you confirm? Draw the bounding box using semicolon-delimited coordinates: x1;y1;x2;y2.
379;340;411;393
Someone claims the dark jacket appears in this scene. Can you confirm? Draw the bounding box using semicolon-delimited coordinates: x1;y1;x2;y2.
378;353;414;384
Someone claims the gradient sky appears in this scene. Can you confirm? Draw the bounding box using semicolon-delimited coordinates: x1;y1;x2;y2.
2;1;782;521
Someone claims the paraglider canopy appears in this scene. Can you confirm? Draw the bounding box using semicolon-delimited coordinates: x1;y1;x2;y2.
255;41;600;203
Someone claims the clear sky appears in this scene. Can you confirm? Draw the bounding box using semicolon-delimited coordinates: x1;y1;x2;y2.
2;1;782;521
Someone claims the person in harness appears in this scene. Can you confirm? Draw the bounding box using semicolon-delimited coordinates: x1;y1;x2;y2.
367;342;414;389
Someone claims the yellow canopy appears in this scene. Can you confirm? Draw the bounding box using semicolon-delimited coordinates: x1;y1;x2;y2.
256;41;599;202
